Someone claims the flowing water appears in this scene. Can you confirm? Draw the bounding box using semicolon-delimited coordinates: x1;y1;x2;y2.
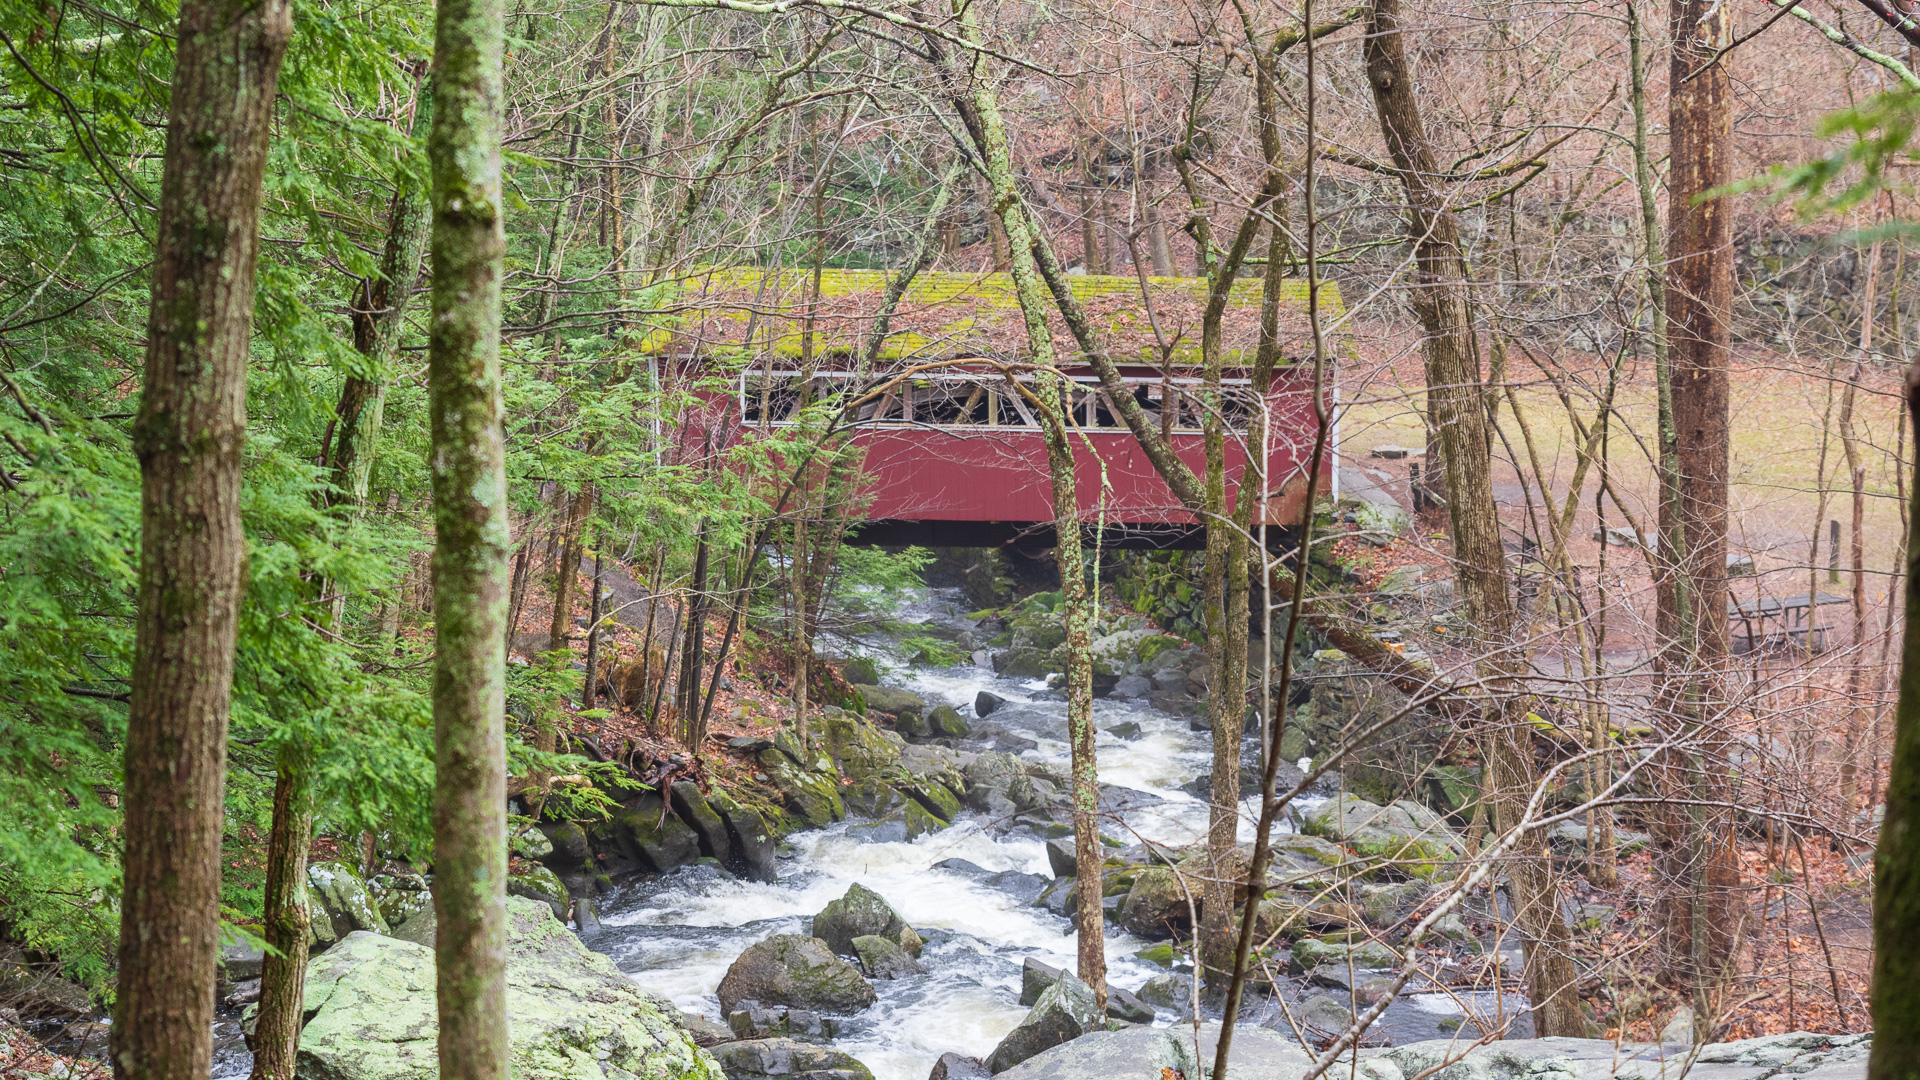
199;587;1525;1080
592;588;1525;1079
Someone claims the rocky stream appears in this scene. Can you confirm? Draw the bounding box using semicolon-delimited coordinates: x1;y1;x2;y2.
164;586;1871;1080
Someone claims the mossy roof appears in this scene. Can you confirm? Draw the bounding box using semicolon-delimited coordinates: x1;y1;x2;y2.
641;267;1342;366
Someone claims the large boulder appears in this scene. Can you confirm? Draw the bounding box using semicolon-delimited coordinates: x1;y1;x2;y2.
708;1038;874;1080
840;656;881;685
856;684;926;722
707;787;781;882
1374;1033;1871;1080
508;865;570;920
1302;794;1467;879
307;860;389;949
609;793;705;873
992;1024;1313;1080
715;935;876;1015
927;705;971;738
290;896;720;1080
984;972;1102;1074
992;647;1051;679
758;749;845;828
851;935;923;979
1116;868;1193;938
815;711;907;781
673;781;734;866
811;883;910;956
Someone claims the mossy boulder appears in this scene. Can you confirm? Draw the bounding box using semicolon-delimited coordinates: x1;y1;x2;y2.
508;865;570;920
757;749;845;828
307;861;389;949
985;972;1104;1074
907;779;962;822
715;935;876;1014
1287;936;1401;974
1117;867;1194;938
850;934;924;979
853;684;925;722
814;711;906;780
1009;613;1066;652
926;705;970;738
1302;794;1467;880
840;656;880;685
671;781;732;866
367;875;432;929
291;897;720;1080
612;794;704;872
810;883;909;956
708;1039;873;1080
994;646;1051;679
904;801;943;840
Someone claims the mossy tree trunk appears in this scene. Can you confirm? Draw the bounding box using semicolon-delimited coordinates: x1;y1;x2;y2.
426;0;512;1066
946;0;1107;1008
114;0;291;1075
1870;357;1920;1080
1362;0;1581;1035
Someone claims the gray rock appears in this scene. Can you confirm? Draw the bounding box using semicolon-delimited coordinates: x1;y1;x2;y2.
1109;675;1152;700
708;1038;873;1080
510;826;554;860
1020;957;1065;1006
306;860;389;949
976;691;1008;717
1288;937;1401;974
1134;972;1194;1015
928;704;971;738
985;973;1102;1074
1302;794;1466;879
1044;838;1077;879
225;977;262;1008
841;656;881;685
857;684;927;720
391;907;436;948
574;897;604;938
681;1011;736;1047
673;781;734;867
717;935;875;1015
1105;985;1156;1025
812;883;910;956
851;934;924;979
981;870;1051;904
1295;993;1355;1034
221;940;265;981
935;858;991;876
1106;721;1144;740
1376;1033;1873;1080
993;647;1051;679
290;897;719;1080
508;865;570;920
993;1023;1314;1080
930;1052;991;1080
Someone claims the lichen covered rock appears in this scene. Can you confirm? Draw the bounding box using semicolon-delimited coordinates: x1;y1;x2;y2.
307;860;389;949
1302;794;1467;879
715;934;876;1015
292;896;720;1080
810;883;910;956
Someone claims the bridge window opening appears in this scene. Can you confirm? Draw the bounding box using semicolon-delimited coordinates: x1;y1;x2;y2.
738;369;1252;432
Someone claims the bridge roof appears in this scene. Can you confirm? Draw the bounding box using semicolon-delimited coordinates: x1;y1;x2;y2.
642;267;1339;367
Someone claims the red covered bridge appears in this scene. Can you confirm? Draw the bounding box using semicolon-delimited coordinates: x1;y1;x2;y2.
649;268;1339;549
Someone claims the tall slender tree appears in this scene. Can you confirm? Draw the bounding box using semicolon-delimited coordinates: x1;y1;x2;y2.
426;0;512;1067
1657;0;1741;998
113;0;292;1075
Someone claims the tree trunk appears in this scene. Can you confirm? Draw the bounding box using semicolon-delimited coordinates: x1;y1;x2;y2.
246;746;313;1080
1869;353;1920;1080
426;0;511;1066
1657;0;1740;992
949;4;1106;1007
1362;0;1581;1035
114;0;291;1075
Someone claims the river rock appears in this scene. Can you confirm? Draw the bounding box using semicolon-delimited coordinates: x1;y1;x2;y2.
508;864;570;920
1302;794;1466;879
673;781;734;866
812;883;910;955
993;646;1051;678
841;656;880;685
708;1038;874;1080
930;1052;991;1080
993;1022;1314;1080
757;749;845;828
905;801;944;839
851;934;924;979
928;705;971;738
708;787;781;882
1288;936;1400;974
307;860;389;948
1373;1033;1871;1080
1044;838;1077;879
1116;867;1193;938
716;935;876;1014
1109;675;1151;700
984;972;1103;1074
1025;962;1152;1023
0;945;92;1019
608;792;705;872
816;711;907;781
291;897;720;1080
1134;972;1194;1015
976;690;1008;717
856;684;926;721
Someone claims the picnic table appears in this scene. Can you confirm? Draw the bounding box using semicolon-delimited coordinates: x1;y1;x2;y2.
1728;592;1850;655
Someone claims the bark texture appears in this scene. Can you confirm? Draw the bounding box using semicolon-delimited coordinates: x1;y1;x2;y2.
247;746;313;1080
114;0;291;1075
427;0;512;1067
1655;0;1741;990
1362;0;1581;1035
1869;358;1920;1080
